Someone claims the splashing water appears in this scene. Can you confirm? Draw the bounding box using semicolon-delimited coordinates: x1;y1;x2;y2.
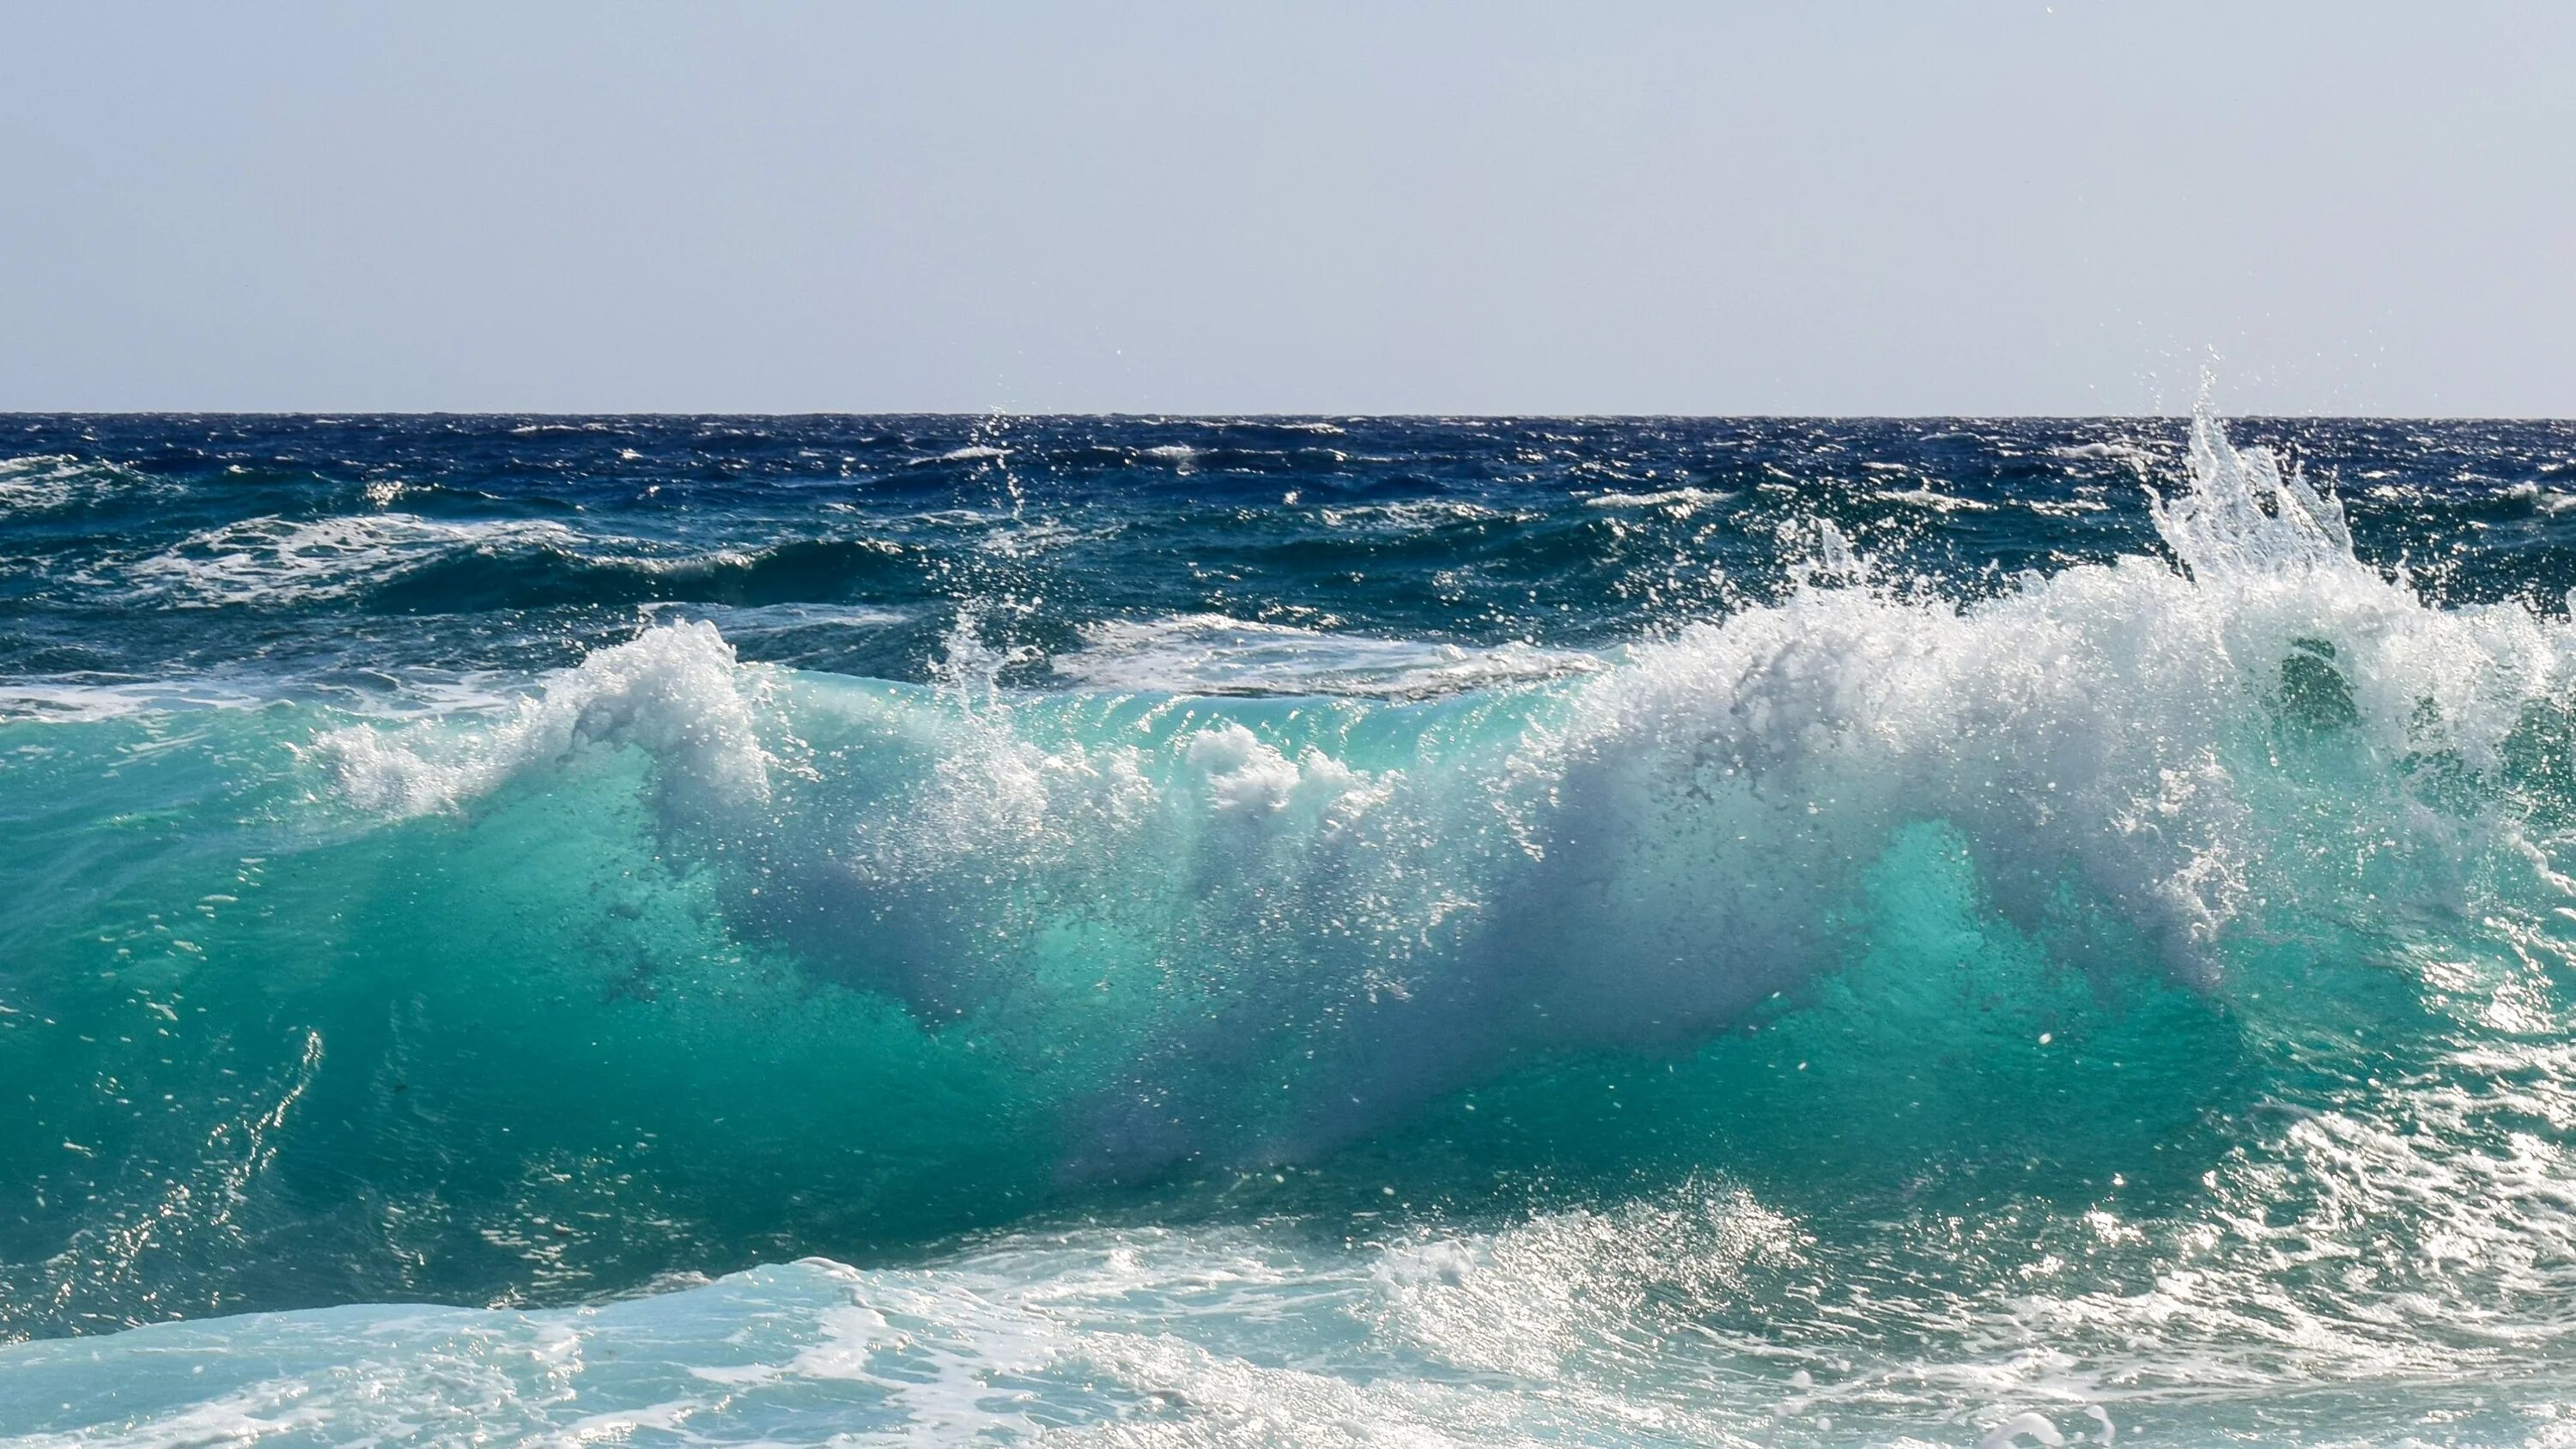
9;411;2576;1443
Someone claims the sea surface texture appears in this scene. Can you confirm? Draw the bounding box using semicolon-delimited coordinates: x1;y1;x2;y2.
8;414;2576;1446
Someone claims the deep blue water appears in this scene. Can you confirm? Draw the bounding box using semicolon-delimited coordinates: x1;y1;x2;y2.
8;413;2576;1445
7;413;2573;700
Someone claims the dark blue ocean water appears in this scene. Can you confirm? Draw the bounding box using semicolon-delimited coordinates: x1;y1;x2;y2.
6;414;2573;702
9;414;2576;1445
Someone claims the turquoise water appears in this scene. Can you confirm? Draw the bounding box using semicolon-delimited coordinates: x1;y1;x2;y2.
9;413;2576;1443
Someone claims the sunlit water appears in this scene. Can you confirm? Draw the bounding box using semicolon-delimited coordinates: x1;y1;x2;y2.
9;413;2576;1444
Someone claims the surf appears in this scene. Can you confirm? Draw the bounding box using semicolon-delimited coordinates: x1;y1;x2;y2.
9;412;2576;1443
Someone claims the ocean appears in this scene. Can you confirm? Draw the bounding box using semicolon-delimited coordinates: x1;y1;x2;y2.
6;411;2576;1445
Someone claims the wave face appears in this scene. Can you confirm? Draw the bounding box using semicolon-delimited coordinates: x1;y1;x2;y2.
10;413;2576;1443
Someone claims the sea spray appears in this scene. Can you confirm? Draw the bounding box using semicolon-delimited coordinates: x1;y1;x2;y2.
10;413;2576;1442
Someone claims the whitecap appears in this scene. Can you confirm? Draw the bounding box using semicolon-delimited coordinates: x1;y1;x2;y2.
1315;500;1518;529
1051;615;1601;700
305;621;771;817
111;514;587;606
1874;485;1994;512
911;445;1012;465
0;453;162;516
1583;486;1733;511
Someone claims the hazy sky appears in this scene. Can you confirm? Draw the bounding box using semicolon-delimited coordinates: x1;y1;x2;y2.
4;3;2571;415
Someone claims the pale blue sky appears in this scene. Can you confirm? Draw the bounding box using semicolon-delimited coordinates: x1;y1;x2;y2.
3;3;2571;415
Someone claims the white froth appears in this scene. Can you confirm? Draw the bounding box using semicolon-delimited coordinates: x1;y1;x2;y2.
914;445;1012;464
1054;614;1601;700
641;600;911;635
300;413;2576;1179
1315;500;1520;529
1873;484;1994;512
3;1179;2449;1446
0;453;164;516
1583;485;1733;512
307;622;771;817
114;513;586;606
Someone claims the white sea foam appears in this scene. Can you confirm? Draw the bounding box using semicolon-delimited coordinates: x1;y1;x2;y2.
1516;412;2547;1007
2;1177;2477;1446
0;453;162;516
0;684;202;724
641;601;912;636
307;621;771;816
1583;486;1733;512
1052;615;1602;699
2050;440;2165;473
0;1203;1820;1446
913;445;1012;464
1315;500;1520;529
1873;484;1994;512
113;513;586;606
0;453;85;514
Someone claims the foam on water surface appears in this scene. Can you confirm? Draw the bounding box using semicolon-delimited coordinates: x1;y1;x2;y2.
9;413;2576;1443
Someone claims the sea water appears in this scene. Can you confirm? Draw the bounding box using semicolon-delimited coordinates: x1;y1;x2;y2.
7;413;2576;1444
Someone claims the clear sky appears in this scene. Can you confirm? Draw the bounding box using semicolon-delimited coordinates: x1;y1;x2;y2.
3;3;2571;415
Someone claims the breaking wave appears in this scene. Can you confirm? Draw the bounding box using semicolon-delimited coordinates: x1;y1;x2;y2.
270;412;2576;1181
15;415;2576;1443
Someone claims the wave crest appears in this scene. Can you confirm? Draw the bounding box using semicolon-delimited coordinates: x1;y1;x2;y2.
308;621;772;815
289;416;2576;1185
